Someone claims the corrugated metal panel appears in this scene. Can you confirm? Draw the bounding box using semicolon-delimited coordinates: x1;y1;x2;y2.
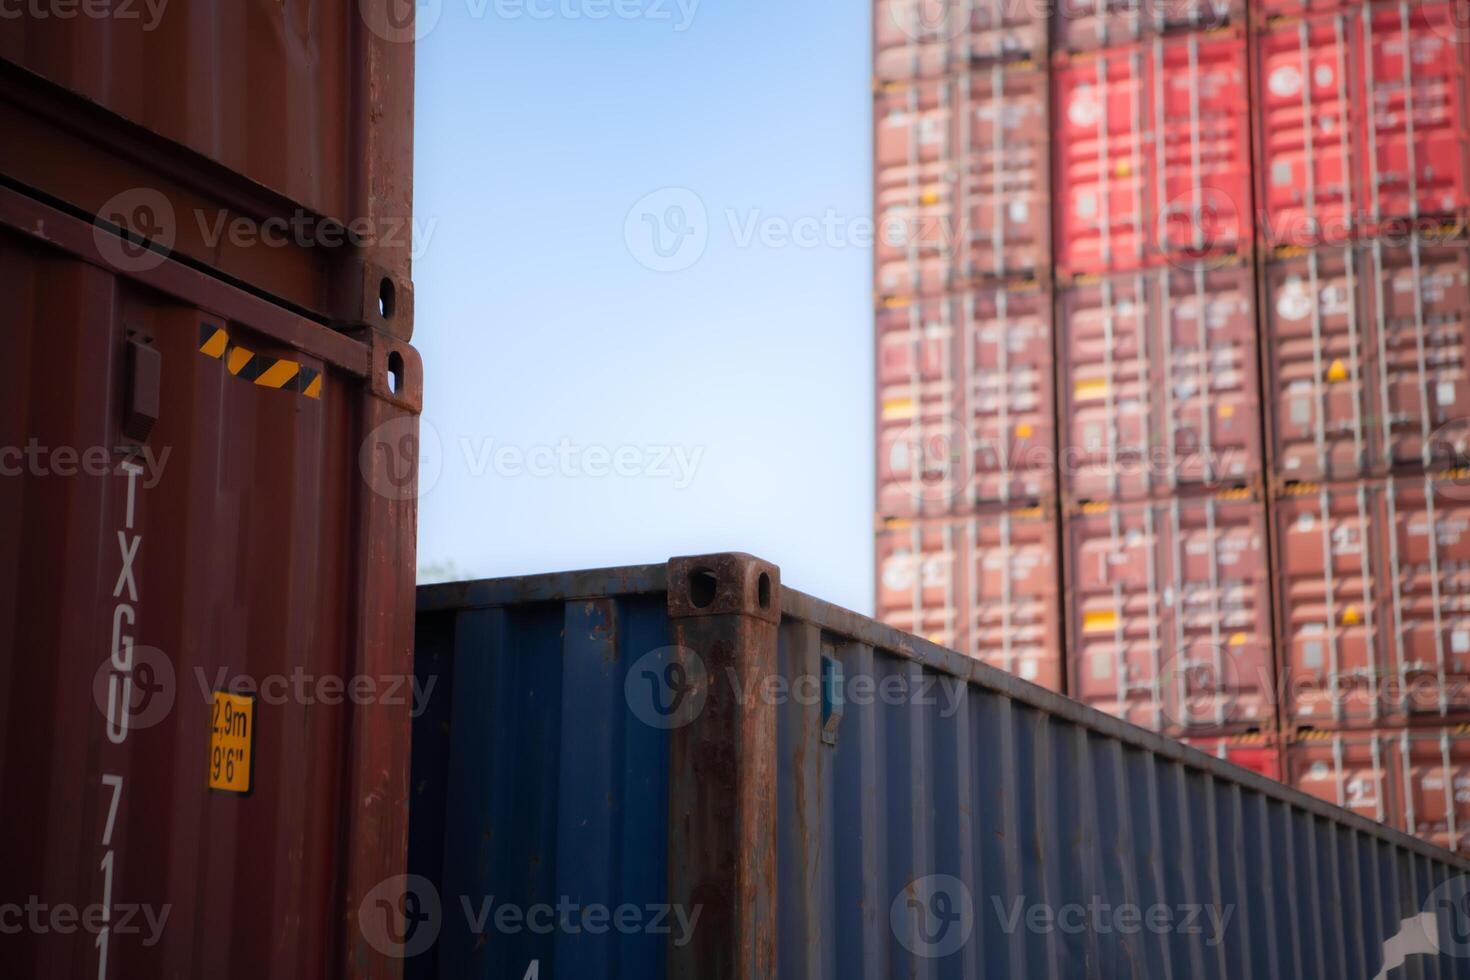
876;283;1054;515
1274;477;1470;732
1263;237;1470;482
876;508;1065;689
1057;263;1260;501
875;66;1050;297
1289;726;1470;853
1254;11;1358;251
1358;1;1470;230
1055;0;1244;54
1064;494;1276;736
0;187;420;978
0;0;415;337
1053;32;1251;276
874;0;1047;80
411;556;1470;978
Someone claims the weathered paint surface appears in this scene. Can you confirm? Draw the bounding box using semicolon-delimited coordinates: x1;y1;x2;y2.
412;557;1470;979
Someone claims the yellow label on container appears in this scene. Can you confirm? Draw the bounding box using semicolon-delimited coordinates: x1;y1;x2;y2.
1327;359;1349;383
1230;632;1248;647
1083;611;1119;633
1341;606;1362;626
1218;404;1235;419
1016;423;1035;439
1074;379;1109;401
882;398;917;420
920;189;941;206
208;692;255;795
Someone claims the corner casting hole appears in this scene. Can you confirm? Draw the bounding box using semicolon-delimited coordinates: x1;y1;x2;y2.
689;568;718;609
757;573;771;609
378;278;396;319
387;350;405;395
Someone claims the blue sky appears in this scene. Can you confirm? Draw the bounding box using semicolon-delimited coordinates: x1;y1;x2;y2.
411;0;876;611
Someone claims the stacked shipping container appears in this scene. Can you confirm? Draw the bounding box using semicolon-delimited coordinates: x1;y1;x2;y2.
873;0;1470;842
874;0;1067;686
1256;0;1470;846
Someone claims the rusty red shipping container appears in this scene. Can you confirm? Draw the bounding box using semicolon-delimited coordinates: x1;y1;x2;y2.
1055;0;1244;54
873;0;1048;81
1185;733;1284;780
1065;493;1277;736
877;282;1055;514
1053;31;1252;276
1254;3;1470;250
875;66;1050;296
1263;237;1470;481
0;184;420;978
0;0;416;338
1273;477;1470;732
875;508;1065;690
1288;726;1470;852
1057;261;1261;501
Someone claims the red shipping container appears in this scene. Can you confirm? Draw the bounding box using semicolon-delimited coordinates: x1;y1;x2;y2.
0;0;416;339
876;509;1065;690
1263;248;1373;482
876;67;1050;296
1256;4;1470;249
1186;734;1284;780
1264;238;1470;481
1055;0;1243;55
1058;262;1261;501
1365;237;1470;471
1288;731;1400;826
1255;12;1360;250
874;0;1048;81
1288;727;1470;851
1274;477;1470;731
1065;493;1276;736
1054;32;1252;276
877;283;1054;515
1359;1;1470;230
0;190;419;978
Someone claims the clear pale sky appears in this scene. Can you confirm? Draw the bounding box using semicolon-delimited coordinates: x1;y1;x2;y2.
412;0;876;612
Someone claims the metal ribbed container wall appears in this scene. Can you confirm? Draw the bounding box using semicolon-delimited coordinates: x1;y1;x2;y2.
875;66;1050;297
1052;31;1252;277
0;189;420;977
874;0;1048;80
1064;493;1278;736
0;0;416;338
1054;0;1246;52
1288;725;1470;852
1263;235;1470;483
1057;260;1261;501
876;509;1065;689
1253;2;1470;250
876;283;1055;514
1273;476;1470;733
411;556;1470;979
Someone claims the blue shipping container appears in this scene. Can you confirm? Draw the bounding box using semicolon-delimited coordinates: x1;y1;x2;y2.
406;553;1470;979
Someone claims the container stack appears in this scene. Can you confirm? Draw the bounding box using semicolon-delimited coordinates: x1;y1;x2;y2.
1257;0;1470;851
874;0;1470;849
1047;0;1282;768
873;0;1066;690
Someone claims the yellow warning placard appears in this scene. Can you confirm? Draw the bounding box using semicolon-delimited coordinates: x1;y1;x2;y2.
1083;611;1119;633
208;691;255;795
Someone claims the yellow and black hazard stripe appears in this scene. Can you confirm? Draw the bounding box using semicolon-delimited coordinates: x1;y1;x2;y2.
198;324;322;399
